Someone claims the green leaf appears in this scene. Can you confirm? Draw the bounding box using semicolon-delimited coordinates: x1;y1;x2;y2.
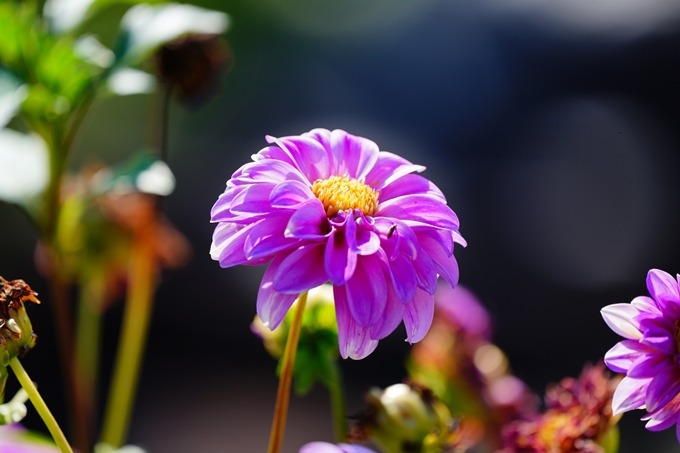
0;68;26;129
117;3;229;66
598;424;620;453
0;128;49;210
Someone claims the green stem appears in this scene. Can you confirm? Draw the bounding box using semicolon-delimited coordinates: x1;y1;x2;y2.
100;236;156;448
328;361;347;443
73;273;105;447
267;292;308;453
9;358;74;453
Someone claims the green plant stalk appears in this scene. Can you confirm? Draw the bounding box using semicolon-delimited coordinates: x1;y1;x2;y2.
73;272;105;447
9;358;74;453
328;361;347;443
100;235;156;448
267;292;309;453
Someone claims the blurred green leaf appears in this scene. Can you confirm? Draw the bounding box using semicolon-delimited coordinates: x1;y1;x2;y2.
0;128;49;210
599;424;619;453
0;69;26;129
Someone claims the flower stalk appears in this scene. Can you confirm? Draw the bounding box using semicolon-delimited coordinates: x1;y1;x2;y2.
268;291;309;453
9;358;74;453
328;361;347;443
100;232;156;448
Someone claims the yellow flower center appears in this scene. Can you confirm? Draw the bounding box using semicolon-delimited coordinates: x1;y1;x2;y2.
311;176;379;218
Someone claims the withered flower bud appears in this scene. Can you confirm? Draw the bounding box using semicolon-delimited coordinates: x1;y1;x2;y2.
0;277;39;361
154;34;233;104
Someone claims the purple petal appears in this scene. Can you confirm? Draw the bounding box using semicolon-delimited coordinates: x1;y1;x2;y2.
412;247;438;295
338;444;379;453
270;180;314;208
330;129;379;180
299;442;344;453
364;152;425;190
272;244;328;293
631;296;662;315
403;288;435;343
374;218;419;260
647;269;680;309
640;327;676;356
253;145;295;167
345;253;388;327
234;159;308;185
388;254;417;303
257;252;299;329
601;304;643;339
644;396;680;432
646;367;680;413
612;376;650;415
229;184;275;214
210;221;258;267
244;212;299;260
351;218;381;255
210;188;237;221
334;285;379;360
628;353;673;378
303;128;332;153
378;174;444;202
417;231;460;288
377;195;459;230
285;199;329;239
604;340;649;373
278;135;332;182
369;283;406;340
325;228;357;285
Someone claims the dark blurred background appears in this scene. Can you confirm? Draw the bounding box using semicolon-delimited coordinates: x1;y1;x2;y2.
3;0;680;451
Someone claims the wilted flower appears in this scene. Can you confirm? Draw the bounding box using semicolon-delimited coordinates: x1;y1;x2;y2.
601;268;680;441
0;277;39;358
211;129;465;359
498;364;620;453
299;442;377;453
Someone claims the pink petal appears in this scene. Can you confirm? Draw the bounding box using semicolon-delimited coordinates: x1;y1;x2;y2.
377;195;459;230
345;253;388;327
388;254;417;303
369;283;406;340
270;180;314;208
412;248;438;295
604;340;649;373
378;173;443;202
631;296;662;315
285;199;329;239
210;221;258;267
278;135;332;182
627;353;673;379
334;285;379;360
644;394;680;432
403;288;435;343
229;183;275;214
330;129;379;180
272;244;328;293
646;367;680;413
647;269;680;308
364;152;425;190
244;212;299;260
601;304;643;339
257;252;299;329
417;231;460;288
324;228;357;285
299;442;344;453
612;376;650;415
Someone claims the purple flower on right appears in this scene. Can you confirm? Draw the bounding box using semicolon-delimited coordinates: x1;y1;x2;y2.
601;268;680;440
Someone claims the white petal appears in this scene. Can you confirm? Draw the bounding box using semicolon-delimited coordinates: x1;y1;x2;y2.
601;303;642;339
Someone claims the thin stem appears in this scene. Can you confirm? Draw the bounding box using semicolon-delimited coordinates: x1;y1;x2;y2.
328;361;347;443
100;234;156;448
73;273;105;449
159;83;173;163
267;292;308;453
9;358;74;453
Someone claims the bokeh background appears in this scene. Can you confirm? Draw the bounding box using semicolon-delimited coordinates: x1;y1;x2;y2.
3;0;680;451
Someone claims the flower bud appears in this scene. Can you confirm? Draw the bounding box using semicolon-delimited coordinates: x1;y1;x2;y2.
0;277;39;360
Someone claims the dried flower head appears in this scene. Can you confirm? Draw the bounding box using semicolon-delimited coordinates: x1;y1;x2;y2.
211;129;465;359
0;277;39;357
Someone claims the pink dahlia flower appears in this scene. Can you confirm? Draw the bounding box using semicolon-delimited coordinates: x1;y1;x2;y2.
601;269;680;440
210;129;465;359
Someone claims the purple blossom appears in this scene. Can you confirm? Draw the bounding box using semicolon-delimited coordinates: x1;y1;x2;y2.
299;442;377;453
210;129;465;359
601;268;680;441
